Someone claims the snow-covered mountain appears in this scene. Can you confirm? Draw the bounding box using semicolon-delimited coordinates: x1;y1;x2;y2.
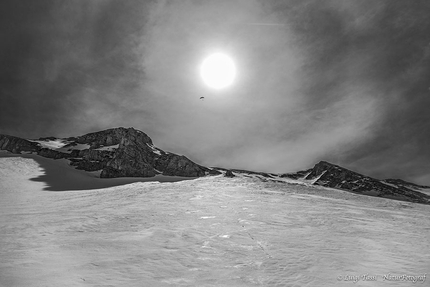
291;161;430;204
213;162;430;205
0;127;219;178
1;127;429;205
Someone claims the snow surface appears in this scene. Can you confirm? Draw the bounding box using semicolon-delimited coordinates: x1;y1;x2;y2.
1;153;429;286
95;144;119;151
63;143;91;151
381;181;400;189
28;139;91;153
147;143;163;155
28;139;71;149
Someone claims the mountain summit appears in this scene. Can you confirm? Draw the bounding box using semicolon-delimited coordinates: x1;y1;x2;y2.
0;127;217;178
280;161;430;204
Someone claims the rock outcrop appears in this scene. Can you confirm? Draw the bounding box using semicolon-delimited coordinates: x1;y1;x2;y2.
224;170;235;177
282;161;430;205
0;134;40;154
153;154;207;177
383;178;430;190
69;127;152;149
0;127;210;178
99;128;157;178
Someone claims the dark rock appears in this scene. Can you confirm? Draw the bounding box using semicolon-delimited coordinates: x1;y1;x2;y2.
1;128;210;179
384;178;430;189
100;158;155;178
98;127;208;178
0;134;40;154
214;167;275;177
154;153;208;177
224;170;235;177
208;169;222;175
100;129;157;178
159;155;207;177
70;159;106;171
298;161;430;205
37;148;69;159
78;149;115;161
68;150;81;157
74;127;152;149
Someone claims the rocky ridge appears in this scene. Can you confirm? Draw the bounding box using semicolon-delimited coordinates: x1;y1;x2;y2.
1;129;429;205
0;127;218;178
210;162;430;204
279;161;430;205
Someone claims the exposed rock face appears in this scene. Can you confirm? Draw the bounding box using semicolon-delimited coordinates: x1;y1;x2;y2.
97;128;209;178
0;134;40;154
208;169;222;175
224;170;235;177
100;129;157;178
153;154;207;177
383;178;430;190
282;161;430;205
70;127;152;149
0;127;209;179
37;148;69;159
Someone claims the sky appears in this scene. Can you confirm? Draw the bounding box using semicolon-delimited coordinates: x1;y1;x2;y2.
1;0;430;184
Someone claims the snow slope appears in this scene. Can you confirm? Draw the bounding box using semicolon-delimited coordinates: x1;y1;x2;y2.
0;153;429;286
0;152;195;191
28;139;92;154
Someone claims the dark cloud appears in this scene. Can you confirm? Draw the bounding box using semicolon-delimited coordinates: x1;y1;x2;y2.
1;0;430;184
0;0;152;136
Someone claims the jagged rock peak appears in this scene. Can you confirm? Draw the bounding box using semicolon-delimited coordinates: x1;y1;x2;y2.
0;127;211;179
70;127;153;149
305;160;348;180
315;160;333;166
313;160;342;169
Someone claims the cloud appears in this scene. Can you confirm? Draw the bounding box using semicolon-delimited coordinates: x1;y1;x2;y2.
1;0;430;184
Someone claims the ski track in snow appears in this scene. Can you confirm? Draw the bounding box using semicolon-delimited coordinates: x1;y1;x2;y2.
1;154;429;286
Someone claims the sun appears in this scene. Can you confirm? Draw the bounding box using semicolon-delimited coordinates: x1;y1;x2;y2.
200;53;236;89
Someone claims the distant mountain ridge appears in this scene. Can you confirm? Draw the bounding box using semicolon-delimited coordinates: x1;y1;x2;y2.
1;127;429;205
212;164;430;205
279;161;430;204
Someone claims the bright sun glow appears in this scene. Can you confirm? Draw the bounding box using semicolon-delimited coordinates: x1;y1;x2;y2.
200;53;236;89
